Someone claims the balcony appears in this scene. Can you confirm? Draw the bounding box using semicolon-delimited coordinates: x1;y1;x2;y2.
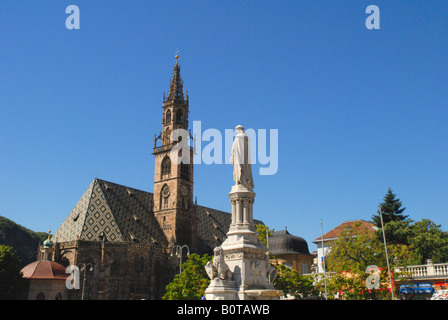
153;143;194;155
395;260;448;280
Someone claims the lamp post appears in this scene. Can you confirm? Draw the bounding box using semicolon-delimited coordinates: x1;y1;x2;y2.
320;219;328;300
78;262;94;300
171;245;190;274
379;207;394;300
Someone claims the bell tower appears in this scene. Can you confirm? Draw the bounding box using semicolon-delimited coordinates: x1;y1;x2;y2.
153;55;195;248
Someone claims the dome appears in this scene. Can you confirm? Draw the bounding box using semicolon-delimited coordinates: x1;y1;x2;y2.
43;238;54;248
21;261;68;280
269;230;310;255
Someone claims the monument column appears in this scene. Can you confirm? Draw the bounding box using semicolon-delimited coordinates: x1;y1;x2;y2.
204;125;282;300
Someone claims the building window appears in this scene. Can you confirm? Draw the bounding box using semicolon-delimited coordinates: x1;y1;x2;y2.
81;261;95;300
161;184;170;209
165;110;171;124
161;156;171;177
36;292;45;300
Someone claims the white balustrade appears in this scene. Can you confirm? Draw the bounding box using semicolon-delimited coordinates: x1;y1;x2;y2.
396;262;448;279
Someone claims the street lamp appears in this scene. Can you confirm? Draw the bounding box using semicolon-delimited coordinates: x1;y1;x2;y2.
171;245;190;274
379;207;395;300
78;262;94;300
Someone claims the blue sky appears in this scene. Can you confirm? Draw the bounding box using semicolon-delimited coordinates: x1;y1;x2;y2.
0;1;447;250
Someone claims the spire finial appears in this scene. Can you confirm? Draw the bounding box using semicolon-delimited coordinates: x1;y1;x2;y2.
175;48;180;64
167;50;185;102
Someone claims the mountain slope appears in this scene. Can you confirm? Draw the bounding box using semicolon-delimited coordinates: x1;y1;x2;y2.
0;216;48;268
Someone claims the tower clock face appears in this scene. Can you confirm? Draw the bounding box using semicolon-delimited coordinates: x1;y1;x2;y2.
161;185;170;198
181;185;188;196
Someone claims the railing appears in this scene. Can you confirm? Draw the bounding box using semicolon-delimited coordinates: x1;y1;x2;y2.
395;260;448;279
153;143;194;154
303;261;448;280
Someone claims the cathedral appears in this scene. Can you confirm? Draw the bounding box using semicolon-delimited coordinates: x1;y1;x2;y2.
30;57;263;300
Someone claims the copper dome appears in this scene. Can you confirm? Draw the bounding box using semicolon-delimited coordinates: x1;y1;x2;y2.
21;261;68;280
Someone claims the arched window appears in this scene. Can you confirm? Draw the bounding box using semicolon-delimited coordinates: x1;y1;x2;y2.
36;292;45;300
161;156;171;177
165;110;171;124
160;185;170;209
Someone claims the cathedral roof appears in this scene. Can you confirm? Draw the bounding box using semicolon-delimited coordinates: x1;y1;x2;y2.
52;179;168;247
52;179;264;252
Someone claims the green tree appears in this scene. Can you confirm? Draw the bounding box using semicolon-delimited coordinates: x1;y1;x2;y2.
372;188;408;227
378;219;413;246
256;224;273;247
162;253;211;300
378;218;448;264
408;219;448;264
323;222;413;300
0;245;27;299
273;263;318;299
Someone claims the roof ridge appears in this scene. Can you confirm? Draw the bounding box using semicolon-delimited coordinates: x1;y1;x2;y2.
95;178;153;195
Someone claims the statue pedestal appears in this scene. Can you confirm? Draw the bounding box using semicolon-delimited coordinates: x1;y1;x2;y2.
204;185;283;300
204;279;238;300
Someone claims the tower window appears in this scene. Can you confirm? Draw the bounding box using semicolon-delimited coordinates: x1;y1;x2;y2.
161;156;171;177
161;184;170;209
165;110;171;124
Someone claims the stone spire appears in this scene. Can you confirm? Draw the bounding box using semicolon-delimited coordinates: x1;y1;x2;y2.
167;56;185;102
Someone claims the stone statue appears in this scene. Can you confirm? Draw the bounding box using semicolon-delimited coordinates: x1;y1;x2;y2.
230;125;254;191
205;247;232;280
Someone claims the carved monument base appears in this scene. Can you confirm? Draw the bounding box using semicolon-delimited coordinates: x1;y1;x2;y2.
204;279;238;300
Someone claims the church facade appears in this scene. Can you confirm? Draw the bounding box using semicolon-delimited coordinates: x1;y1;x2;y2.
42;58;263;300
